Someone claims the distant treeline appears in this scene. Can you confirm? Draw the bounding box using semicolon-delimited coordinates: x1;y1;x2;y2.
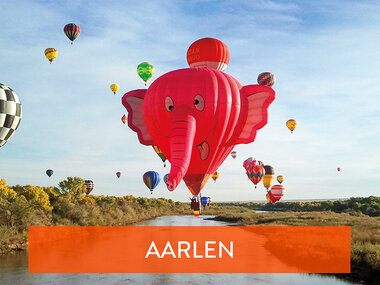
216;196;380;217
0;177;189;254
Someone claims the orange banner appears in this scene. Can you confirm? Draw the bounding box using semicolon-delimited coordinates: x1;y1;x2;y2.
29;226;350;273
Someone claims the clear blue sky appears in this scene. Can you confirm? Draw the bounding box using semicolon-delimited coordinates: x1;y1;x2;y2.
1;0;379;201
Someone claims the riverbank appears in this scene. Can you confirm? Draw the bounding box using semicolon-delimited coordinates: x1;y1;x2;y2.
204;209;379;284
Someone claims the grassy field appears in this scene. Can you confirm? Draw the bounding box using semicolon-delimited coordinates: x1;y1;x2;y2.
201;205;380;284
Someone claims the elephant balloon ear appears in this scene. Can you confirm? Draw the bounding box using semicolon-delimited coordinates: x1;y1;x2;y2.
122;89;154;145
235;85;275;144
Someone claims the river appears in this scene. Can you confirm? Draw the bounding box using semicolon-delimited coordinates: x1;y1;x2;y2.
0;215;357;284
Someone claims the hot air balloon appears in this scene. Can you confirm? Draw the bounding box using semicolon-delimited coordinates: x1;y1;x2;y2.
121;114;127;124
122;39;275;196
191;196;201;211
263;165;275;190
201;196;210;207
163;173;169;184
277;175;284;184
116;172;121;178
84;180;94;195
212;171;219;182
243;157;256;172
286;119;297;133
0;84;22;149
152;145;167;167
137;62;154;86
231;151;237;159
44;48;57;64
246;163;265;188
143;171;160;194
46;169;54;178
110;84;119;95
267;185;285;203
257;72;276;87
186;37;230;71
64;23;81;44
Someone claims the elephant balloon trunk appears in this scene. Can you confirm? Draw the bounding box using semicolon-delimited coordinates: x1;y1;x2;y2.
166;112;196;191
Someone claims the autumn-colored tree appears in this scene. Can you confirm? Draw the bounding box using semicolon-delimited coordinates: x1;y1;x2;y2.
58;177;87;198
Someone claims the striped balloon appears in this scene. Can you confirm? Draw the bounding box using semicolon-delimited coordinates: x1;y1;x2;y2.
44;48;57;63
231;151;237;159
268;184;285;203
143;171;161;194
257;72;276;87
64;23;81;44
84;180;94;195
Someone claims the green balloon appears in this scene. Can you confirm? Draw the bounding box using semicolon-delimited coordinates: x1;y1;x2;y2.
137;62;154;84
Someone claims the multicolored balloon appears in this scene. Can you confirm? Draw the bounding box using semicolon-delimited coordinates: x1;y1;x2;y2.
212;171;219;182
116;172;121;178
123;39;275;196
187;37;230;71
44;48;57;63
46;169;54;178
257;72;276;87
152;145;167;167
137;62;154;85
277;175;284;184
84;180;94;195
231;151;237;159
286;119;297;133
246;163;265;188
64;23;81;44
0;84;22;149
267;184;285;203
121;114;127;124
143;171;160;194
110;84;119;95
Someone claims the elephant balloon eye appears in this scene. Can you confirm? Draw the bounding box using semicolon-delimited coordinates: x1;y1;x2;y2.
194;94;205;111
165;96;174;112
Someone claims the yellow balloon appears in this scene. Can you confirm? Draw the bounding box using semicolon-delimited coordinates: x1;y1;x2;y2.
110;84;119;95
277;175;284;184
263;174;274;190
44;48;57;63
286;119;297;133
212;171;219;181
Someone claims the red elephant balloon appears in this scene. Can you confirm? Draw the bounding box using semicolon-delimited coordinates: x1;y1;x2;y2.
122;43;275;195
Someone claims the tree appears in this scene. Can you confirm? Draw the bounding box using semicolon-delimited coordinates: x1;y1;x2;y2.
58;177;87;198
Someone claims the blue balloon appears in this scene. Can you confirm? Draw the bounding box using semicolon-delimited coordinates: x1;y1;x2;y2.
201;197;210;206
143;171;161;193
163;173;169;184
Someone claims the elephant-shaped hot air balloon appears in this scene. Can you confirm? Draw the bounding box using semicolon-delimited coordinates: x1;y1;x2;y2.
143;171;160;194
122;39;275;196
84;180;94;195
0;84;22;148
46;169;54;178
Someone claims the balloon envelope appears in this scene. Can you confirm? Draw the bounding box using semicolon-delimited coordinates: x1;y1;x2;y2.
257;72;276;87
110;84;119;94
46;169;54;178
231;151;237;159
212;171;219;181
0;84;22;148
187;37;230;71
163;173;169;184
64;23;81;43
121;114;127;124
143;171;160;193
277;175;284;184
44;48;57;63
201;196;210;206
116;172;121;178
84;180;94;195
152;145;167;166
267;184;285;203
137;62;154;84
286;119;297;133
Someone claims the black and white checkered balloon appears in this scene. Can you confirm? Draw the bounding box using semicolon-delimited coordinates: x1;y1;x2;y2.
0;83;22;148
